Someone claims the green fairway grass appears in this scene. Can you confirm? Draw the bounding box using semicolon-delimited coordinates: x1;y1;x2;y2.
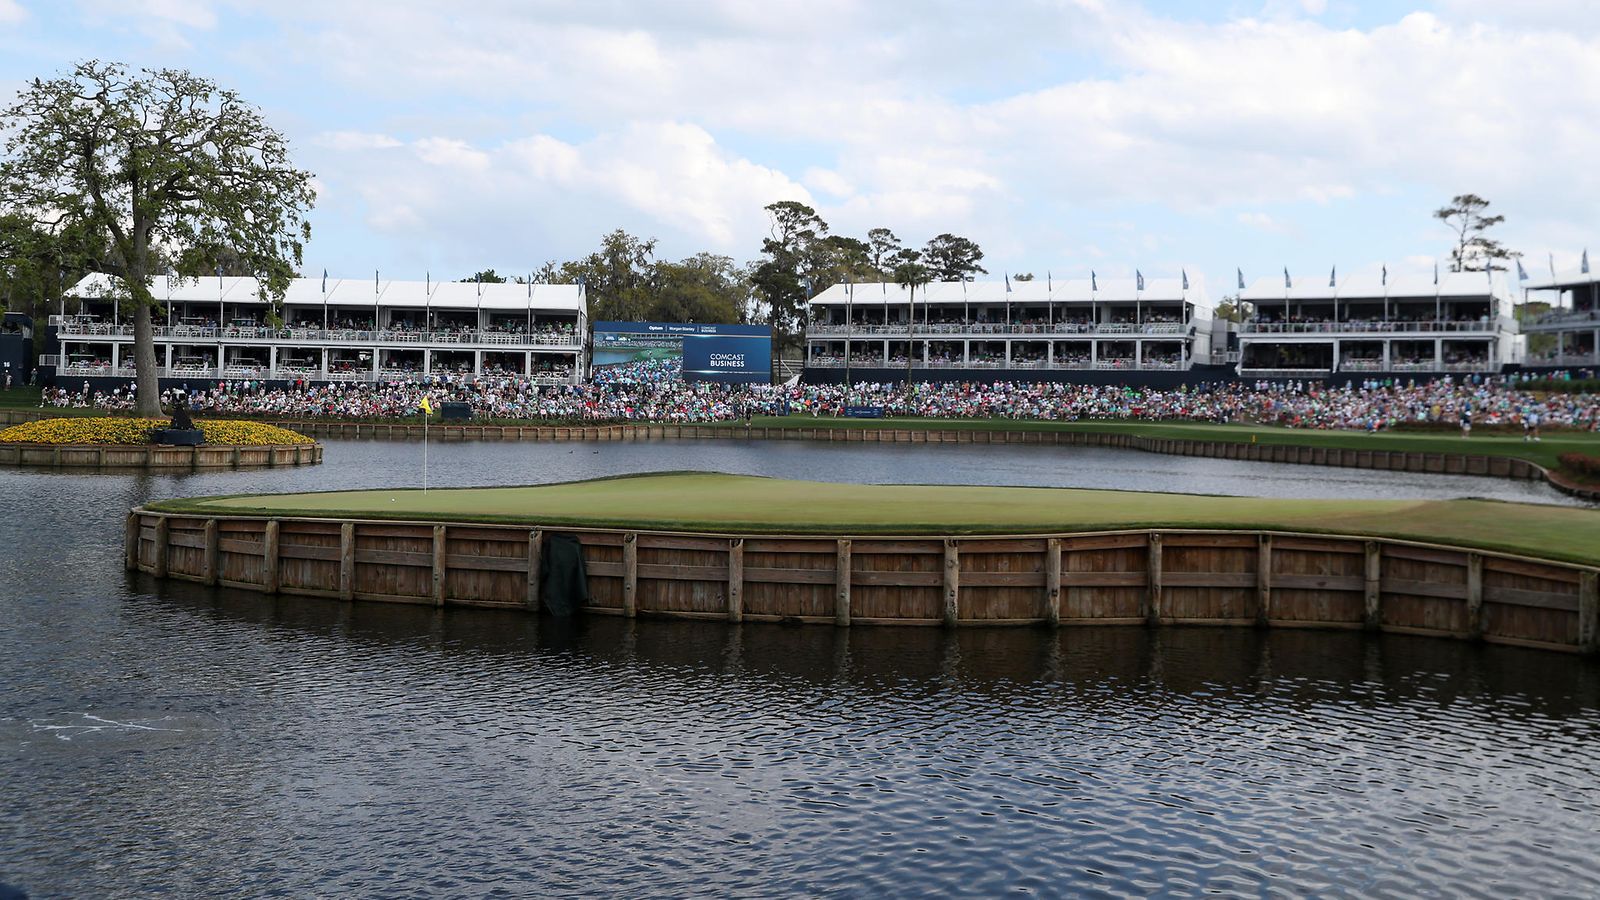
151;472;1600;566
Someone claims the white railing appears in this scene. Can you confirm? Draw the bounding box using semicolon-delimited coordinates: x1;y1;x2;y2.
1526;309;1600;328
1241;320;1500;334
807;322;1183;337
1238;367;1334;377
52;319;584;347
1339;359;1385;371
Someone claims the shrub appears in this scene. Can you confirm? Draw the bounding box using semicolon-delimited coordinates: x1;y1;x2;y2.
1558;452;1600;482
0;417;313;446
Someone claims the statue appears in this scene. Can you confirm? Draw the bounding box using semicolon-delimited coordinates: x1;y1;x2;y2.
152;392;204;446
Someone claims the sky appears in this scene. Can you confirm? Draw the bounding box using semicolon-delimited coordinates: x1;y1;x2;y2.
1;0;1596;297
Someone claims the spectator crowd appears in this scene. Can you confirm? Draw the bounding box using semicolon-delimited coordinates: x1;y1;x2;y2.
37;369;1600;433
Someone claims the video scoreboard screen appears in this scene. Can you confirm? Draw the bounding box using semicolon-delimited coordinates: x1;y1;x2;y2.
591;321;772;384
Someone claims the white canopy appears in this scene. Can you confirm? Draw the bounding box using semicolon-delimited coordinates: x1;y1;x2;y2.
68;274;585;313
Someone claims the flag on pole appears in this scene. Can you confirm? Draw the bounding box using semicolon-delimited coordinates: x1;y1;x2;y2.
1516;259;1528;282
1583;249;1591;275
1047;270;1052;293
1091;270;1097;292
375;270;380;294
1433;261;1439;285
1283;267;1291;289
1181;269;1189;291
419;395;433;415
1004;272;1012;292
321;268;327;294
1549;252;1556;280
1329;266;1336;288
1381;264;1387;286
1136;270;1145;292
1236;268;1244;291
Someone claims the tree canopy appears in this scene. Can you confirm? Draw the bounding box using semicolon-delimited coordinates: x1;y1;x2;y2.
0;60;315;414
1435;194;1515;273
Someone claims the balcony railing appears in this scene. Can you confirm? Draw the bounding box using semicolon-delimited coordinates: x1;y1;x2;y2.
805;357;1190;371
49;362;578;384
51;319;583;347
806;322;1185;337
1240;319;1503;334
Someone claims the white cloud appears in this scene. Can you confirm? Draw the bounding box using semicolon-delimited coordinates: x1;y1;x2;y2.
314;131;403;152
0;0;26;25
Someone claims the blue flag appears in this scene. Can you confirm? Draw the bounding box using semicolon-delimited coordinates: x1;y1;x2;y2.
1584;249;1591;275
1091;270;1097;292
1004;272;1012;293
1236;268;1244;290
1433;261;1439;285
375;269;380;294
1283;267;1291;289
1381;263;1387;286
1136;270;1145;292
1516;259;1528;281
1329;266;1336;287
1181;269;1189;291
321;268;327;294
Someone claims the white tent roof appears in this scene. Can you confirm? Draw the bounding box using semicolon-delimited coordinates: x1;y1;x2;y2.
1239;270;1512;303
1522;267;1600;291
810;276;1207;307
68;274;584;313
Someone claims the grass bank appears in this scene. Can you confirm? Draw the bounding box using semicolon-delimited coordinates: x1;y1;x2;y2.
151;472;1600;566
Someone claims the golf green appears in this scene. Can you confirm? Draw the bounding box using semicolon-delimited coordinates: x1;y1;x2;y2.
153;472;1600;566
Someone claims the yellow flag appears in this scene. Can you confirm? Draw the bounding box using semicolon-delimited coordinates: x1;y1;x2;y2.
419;395;433;415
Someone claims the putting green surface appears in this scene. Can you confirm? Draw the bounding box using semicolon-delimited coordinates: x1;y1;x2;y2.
152;472;1600;566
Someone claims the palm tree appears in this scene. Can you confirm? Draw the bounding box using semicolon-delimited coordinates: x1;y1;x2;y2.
892;249;932;383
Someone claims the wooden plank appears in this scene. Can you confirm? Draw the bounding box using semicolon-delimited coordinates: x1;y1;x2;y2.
1364;541;1381;629
125;513;140;571
353;549;433;567
1254;534;1272;626
728;539;743;623
1045;538;1061;626
1273;573;1364;592
961;571;1047;588
622;532;638;617
1062;571;1146;588
1162;571;1257;588
1162;533;1258;549
339;522;355;601
153;517;169;578
202;519;219;586
577;532;627;547
431;524;445;607
586;561;624;578
745;538;835;554
743;566;835;585
853;540;943;555
1145;533;1162;624
957;538;1046;554
1580;572;1599;653
943;539;959;627
278;544;342;562
354;523;437;539
1382;544;1469;567
1381;576;1468;601
218;538;264;555
637;563;730;581
263;519;280;594
442;552;529;573
526;529;542;611
835;539;851;627
637;534;730;552
1061;533;1148;552
1483;586;1580;612
1483;556;1582;584
1273;536;1365;554
167;532;207;549
1466;553;1484;639
851;569;942;587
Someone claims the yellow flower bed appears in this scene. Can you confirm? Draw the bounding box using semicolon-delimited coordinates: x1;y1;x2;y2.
0;417;313;446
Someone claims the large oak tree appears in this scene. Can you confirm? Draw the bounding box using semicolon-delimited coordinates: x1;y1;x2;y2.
0;61;315;416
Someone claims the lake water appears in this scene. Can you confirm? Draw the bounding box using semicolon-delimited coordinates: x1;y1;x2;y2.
3;439;1598;896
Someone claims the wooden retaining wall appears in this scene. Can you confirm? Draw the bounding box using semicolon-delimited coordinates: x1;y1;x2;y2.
1;441;321;468
127;510;1600;654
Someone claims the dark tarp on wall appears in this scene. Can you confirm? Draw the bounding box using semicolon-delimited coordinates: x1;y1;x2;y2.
540;532;589;617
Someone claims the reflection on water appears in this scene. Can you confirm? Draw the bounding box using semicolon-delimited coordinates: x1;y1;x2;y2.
2;438;1599;895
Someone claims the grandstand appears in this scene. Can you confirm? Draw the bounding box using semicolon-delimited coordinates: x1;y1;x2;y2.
804;276;1215;381
1521;266;1600;369
1235;271;1518;378
41;274;587;385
